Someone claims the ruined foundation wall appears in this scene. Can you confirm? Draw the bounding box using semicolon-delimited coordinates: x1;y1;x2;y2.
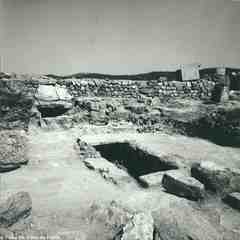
0;75;216;131
57;78;215;100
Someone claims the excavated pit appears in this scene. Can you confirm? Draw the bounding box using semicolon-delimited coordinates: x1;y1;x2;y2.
94;142;178;180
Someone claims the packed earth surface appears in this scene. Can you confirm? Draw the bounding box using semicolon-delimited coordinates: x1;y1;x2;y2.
0;71;240;240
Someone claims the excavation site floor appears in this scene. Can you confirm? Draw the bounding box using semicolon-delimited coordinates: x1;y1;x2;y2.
1;125;240;238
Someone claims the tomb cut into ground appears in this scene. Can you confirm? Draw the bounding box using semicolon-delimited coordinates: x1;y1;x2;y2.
94;142;178;181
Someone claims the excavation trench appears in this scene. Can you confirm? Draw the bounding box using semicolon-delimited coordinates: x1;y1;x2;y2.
94;142;178;180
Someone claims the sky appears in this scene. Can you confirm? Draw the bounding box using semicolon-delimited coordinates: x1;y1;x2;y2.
0;0;4;65
2;0;240;75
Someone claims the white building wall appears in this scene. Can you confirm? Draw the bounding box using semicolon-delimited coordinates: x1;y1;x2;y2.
181;64;200;81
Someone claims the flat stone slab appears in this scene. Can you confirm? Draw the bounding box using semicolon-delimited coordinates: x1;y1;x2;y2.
35;85;73;112
162;170;205;201
223;192;240;210
83;157;133;185
139;170;177;188
36;85;73;101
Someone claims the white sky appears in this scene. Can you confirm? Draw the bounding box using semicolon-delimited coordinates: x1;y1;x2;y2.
2;0;240;75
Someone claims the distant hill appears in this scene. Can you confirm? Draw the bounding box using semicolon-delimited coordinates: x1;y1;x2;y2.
46;67;240;81
46;71;181;81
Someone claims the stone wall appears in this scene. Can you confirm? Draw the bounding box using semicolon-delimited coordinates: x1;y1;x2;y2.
1;73;240;147
57;78;215;100
0;74;217;131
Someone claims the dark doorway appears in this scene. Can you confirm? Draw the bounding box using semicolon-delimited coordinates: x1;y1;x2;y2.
38;106;69;118
230;75;240;91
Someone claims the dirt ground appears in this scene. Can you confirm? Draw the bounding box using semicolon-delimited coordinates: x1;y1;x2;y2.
1;125;240;237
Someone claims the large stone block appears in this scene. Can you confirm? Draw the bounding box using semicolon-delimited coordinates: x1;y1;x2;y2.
153;201;222;240
0;130;28;172
36;84;72;102
84;201;132;240
0;192;32;227
35;84;73;117
223;192;240;210
191;161;240;195
162;170;205;200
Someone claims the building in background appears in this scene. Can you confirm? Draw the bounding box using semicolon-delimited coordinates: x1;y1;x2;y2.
181;63;201;81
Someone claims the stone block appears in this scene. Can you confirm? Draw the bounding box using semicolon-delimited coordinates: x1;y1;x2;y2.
162;170;205;200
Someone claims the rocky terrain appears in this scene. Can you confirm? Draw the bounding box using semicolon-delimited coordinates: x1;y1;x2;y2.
0;70;240;239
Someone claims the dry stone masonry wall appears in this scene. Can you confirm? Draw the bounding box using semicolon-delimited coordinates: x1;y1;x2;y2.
59;78;215;100
2;71;240;148
0;72;217;130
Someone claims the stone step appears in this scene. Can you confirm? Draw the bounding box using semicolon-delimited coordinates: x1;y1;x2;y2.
139;170;177;188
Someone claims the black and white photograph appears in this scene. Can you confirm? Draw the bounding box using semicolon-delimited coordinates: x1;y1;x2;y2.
0;0;240;239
